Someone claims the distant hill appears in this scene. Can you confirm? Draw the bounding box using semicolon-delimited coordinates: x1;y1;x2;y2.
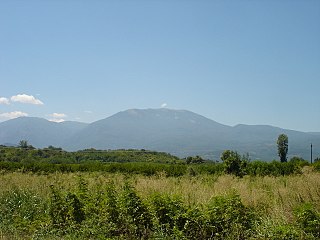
66;109;233;155
59;121;89;134
230;124;319;160
0;117;87;148
0;109;319;160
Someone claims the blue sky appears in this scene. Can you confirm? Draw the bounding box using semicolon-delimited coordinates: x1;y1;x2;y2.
1;0;319;132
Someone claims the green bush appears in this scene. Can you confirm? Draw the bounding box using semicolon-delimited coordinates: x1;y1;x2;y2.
0;189;47;235
179;207;208;239
294;203;320;238
221;150;248;177
255;222;301;240
117;183;153;239
313;161;320;171
206;192;255;239
247;161;302;176
289;156;309;167
149;192;186;236
192;163;224;175
49;185;85;230
148;192;211;239
81;181;120;238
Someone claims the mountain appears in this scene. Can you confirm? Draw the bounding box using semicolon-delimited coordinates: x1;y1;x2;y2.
230;124;319;160
65;108;320;160
0;117;88;148
0;109;319;160
65;109;233;156
59;121;89;134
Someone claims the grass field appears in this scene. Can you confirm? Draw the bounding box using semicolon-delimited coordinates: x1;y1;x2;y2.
0;167;319;239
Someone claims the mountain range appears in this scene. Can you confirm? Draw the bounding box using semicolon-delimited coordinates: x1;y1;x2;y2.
0;108;319;161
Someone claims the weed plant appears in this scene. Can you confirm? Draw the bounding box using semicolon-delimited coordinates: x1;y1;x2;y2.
0;170;319;239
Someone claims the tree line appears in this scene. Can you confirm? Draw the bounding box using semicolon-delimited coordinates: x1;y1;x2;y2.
0;133;319;177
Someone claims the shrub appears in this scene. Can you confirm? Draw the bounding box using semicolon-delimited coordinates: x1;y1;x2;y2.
206;192;255;239
193;163;224;175
247;161;302;176
49;185;85;230
255;222;301;240
180;206;208;239
290;156;309;167
149;192;186;236
66;180;120;238
0;189;47;235
117;183;153;239
294;203;320;238
221;150;248;177
313;161;320;171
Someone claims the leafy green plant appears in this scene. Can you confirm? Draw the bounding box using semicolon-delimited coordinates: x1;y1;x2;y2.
221;150;248;177
247;160;302;176
49;185;85;230
0;188;46;235
206;192;255;239
180;206;208;239
149;192;186;236
313;160;320;171
117;182;153;239
255;221;301;240
294;203;320;237
68;180;120;238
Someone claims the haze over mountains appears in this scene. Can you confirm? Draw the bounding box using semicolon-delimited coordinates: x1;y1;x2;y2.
0;108;319;161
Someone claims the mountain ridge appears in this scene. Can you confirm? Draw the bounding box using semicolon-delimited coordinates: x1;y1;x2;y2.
0;108;319;160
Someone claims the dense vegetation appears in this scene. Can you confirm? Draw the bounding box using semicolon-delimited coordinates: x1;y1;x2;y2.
0;145;320;239
0;146;318;177
0;146;181;164
0;172;320;239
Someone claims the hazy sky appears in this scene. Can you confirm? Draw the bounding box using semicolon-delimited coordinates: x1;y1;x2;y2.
1;0;319;132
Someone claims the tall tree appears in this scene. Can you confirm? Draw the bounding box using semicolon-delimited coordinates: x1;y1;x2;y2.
19;140;28;149
277;134;288;162
221;150;247;177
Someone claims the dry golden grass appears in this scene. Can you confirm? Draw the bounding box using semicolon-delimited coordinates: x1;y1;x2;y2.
0;168;319;221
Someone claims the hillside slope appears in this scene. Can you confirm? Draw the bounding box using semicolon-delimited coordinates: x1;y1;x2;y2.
0;109;319;160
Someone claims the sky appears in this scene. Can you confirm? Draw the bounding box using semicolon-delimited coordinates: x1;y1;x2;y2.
0;0;319;132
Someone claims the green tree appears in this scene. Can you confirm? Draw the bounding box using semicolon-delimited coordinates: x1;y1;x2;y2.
19;140;28;149
277;134;288;162
18;140;35;150
185;156;204;164
220;150;247;177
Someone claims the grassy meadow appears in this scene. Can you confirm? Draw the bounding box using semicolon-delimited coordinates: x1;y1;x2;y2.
0;147;319;239
0;169;320;239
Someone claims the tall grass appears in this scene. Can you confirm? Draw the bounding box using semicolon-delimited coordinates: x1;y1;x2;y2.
0;170;319;211
0;170;319;238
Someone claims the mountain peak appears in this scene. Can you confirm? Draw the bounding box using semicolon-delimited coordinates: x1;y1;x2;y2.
0;109;319;160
